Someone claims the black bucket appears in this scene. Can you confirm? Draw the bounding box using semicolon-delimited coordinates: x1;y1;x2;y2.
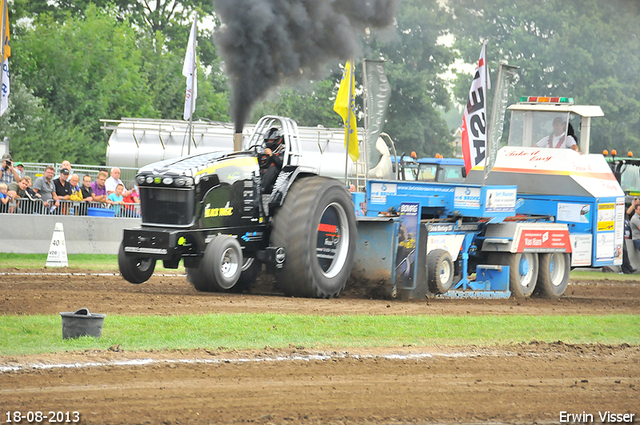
60;308;106;339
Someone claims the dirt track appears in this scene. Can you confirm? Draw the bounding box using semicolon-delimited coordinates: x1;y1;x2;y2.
1;270;639;424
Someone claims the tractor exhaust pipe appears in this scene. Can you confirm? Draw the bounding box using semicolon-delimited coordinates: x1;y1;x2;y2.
234;132;243;152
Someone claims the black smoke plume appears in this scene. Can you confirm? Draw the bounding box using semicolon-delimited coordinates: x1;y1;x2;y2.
213;0;400;132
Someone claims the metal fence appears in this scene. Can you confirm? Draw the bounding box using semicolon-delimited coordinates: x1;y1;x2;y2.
1;198;141;218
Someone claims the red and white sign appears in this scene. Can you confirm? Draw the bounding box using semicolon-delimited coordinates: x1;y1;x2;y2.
517;229;572;253
461;44;488;174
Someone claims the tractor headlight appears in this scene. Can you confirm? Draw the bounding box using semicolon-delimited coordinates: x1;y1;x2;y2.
162;177;174;185
146;176;154;184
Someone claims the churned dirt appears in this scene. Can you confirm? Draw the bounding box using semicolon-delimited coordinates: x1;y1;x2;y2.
0;269;639;424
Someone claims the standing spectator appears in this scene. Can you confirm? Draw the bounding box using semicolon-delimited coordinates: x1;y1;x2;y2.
7;176;30;213
107;183;126;217
68;174;83;215
56;160;73;178
80;174;94;202
123;184;141;217
53;168;72;214
631;203;640;252
91;171;109;204
0;153;20;184
33;166;59;213
14;162;25;179
106;167;131;197
0;183;9;212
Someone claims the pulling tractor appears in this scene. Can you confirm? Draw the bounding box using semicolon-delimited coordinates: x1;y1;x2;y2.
118;98;624;299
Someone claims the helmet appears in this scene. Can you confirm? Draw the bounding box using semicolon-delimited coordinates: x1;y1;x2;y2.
264;127;281;141
263;127;282;149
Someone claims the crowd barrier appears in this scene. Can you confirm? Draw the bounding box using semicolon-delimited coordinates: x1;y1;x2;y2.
1;199;140;218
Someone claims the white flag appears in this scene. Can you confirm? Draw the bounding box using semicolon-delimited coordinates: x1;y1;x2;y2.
0;59;8;117
460;43;488;173
182;19;197;121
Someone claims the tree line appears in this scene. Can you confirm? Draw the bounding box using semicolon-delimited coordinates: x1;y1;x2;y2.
1;0;638;165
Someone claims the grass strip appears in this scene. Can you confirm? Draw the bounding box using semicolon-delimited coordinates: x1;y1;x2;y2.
0;253;183;272
0;313;638;356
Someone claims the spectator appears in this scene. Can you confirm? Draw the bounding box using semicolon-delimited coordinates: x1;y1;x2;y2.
7;176;30;213
122;184;141;217
123;184;140;203
68;174;85;215
0;153;20;185
106;167;131;197
0;183;8;212
33;166;59;213
56;160;73;178
68;174;82;200
107;183;126;217
91;171;109;204
80;174;93;202
14;162;25;179
631;203;640;252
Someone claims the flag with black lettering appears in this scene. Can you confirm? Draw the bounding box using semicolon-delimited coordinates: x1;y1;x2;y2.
461;44;488;173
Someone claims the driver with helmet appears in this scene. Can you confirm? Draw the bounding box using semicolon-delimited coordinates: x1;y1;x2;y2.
259;127;284;193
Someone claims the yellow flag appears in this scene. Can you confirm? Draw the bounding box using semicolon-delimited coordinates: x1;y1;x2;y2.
333;60;359;162
1;0;9;62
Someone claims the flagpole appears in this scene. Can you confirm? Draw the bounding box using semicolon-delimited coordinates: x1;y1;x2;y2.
0;0;6;106
362;59;369;187
187;14;197;155
344;61;353;186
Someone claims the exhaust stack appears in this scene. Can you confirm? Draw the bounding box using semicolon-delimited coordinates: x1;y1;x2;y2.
234;132;243;152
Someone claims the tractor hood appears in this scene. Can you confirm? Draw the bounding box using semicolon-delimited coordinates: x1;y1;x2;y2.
136;151;259;187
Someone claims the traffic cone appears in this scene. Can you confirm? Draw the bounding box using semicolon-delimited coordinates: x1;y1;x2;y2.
46;222;69;267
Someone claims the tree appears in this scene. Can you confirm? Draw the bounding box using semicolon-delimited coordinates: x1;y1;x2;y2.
10;6;159;163
449;0;640;154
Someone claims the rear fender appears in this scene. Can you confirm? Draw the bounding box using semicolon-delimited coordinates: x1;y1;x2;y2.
268;166;318;210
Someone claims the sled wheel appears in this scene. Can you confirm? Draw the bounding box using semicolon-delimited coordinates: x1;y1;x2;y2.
489;252;539;298
271;176;357;298
534;253;570;299
118;241;156;284
427;249;454;294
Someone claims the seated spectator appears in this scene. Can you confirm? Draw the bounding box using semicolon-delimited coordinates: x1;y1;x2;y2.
91;171;109;204
106;167;132;197
53;168;72;214
7;176;30;213
107;183;126;217
33;166;59;213
0;183;8;212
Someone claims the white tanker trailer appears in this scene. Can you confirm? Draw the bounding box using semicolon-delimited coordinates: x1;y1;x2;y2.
101;117;393;185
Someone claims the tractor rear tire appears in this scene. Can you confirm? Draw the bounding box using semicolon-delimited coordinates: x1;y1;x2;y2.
271;176;357;298
488;252;539;298
534;253;570;298
427;249;454;294
118;241;156;284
